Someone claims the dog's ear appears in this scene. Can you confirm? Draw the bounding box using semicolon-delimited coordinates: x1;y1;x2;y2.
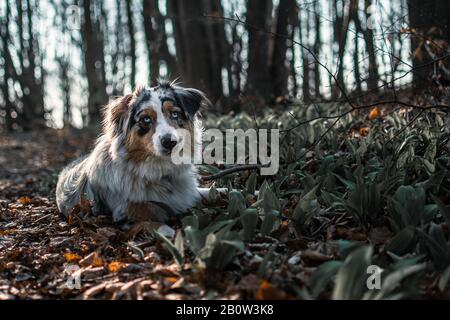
102;94;133;135
173;87;210;118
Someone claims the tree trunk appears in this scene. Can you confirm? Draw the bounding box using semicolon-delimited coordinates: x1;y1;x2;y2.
203;0;231;99
299;6;311;103
111;0;125;95
271;0;297;99
313;0;321;98
3;0;45;130
363;0;379;91
0;0;14;130
333;0;352;98
407;0;450;90
125;0;136;88
288;13;299;98
143;0;160;82
246;0;273;102
168;0;223;101
81;0;108;125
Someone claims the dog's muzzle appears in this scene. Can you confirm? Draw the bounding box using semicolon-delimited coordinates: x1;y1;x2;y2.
160;134;177;153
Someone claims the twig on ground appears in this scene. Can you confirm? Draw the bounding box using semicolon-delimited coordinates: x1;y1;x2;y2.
200;164;261;182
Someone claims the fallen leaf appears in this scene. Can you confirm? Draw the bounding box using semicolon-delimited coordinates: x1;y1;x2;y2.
0;229;16;236
359;127;369;136
369;107;380;120
80;252;104;267
255;280;286;300
17;196;32;205
64;252;82;263
165;276;179;284
301;249;332;262
108;261;127;273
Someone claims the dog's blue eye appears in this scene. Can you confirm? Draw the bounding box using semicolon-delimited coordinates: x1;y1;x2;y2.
142;116;152;124
170;111;180;120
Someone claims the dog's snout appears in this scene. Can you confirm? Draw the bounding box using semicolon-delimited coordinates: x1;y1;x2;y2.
160;134;177;151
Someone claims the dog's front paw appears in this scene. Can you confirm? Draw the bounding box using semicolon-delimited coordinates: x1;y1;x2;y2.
155;224;175;238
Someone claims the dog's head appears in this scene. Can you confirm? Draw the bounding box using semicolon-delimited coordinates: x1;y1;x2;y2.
102;80;208;162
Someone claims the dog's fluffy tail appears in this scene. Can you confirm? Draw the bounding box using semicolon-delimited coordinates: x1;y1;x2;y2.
56;157;88;217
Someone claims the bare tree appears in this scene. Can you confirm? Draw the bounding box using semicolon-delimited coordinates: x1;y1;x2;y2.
271;0;297;99
0;0;45;130
125;0;137;88
0;0;14;130
299;5;311;103
313;0;322;98
110;0;126;95
246;0;273;102
407;0;450;90
80;0;108;125
141;0;191;84
332;0;352;98
168;0;224;101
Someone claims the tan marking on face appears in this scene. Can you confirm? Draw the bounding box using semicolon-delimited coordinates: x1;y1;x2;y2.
162;100;176;113
162;100;190;131
125;109;157;162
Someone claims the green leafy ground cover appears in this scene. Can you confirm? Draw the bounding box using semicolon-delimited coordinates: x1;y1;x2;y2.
0;102;449;299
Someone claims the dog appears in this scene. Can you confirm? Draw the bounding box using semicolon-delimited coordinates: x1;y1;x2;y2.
56;80;210;227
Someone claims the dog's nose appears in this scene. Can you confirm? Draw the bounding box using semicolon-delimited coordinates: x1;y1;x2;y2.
160;134;177;151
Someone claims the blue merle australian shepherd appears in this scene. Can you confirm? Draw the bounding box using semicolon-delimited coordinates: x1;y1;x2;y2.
56;80;210;228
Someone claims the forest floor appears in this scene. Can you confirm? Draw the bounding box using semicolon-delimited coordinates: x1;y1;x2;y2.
1;101;449;300
0;129;293;299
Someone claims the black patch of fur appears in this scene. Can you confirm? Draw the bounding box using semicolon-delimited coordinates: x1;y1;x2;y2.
137;125;150;136
172;88;205;118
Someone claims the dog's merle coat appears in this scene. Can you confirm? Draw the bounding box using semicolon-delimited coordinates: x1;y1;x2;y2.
56;81;207;223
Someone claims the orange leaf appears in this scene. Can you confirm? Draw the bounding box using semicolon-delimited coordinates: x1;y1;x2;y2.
165;276;179;284
80;252;104;267
17;196;32;205
255;280;286;300
108;261;126;273
64;252;82;263
369;107;380;120
0;229;16;236
359;127;369;136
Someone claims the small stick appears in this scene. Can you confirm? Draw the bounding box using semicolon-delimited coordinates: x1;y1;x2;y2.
200;164;260;182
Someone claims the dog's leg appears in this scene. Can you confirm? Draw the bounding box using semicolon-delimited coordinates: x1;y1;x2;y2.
124;202;175;238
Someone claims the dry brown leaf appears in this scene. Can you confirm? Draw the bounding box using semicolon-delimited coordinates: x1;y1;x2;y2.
80;252;104;267
17;196;32;205
64;252;82;262
255;280;286;300
108;261;127;273
301;249;332;262
165;276;179;284
369;107;380;120
359;127;369;136
0;229;17;236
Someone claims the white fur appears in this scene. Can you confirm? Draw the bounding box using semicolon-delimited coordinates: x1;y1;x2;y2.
56;85;205;223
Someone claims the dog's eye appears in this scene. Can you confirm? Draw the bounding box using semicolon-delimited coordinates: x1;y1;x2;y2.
142;116;152;125
170;111;181;120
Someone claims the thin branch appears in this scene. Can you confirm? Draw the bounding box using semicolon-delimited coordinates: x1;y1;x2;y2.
200;164;261;182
